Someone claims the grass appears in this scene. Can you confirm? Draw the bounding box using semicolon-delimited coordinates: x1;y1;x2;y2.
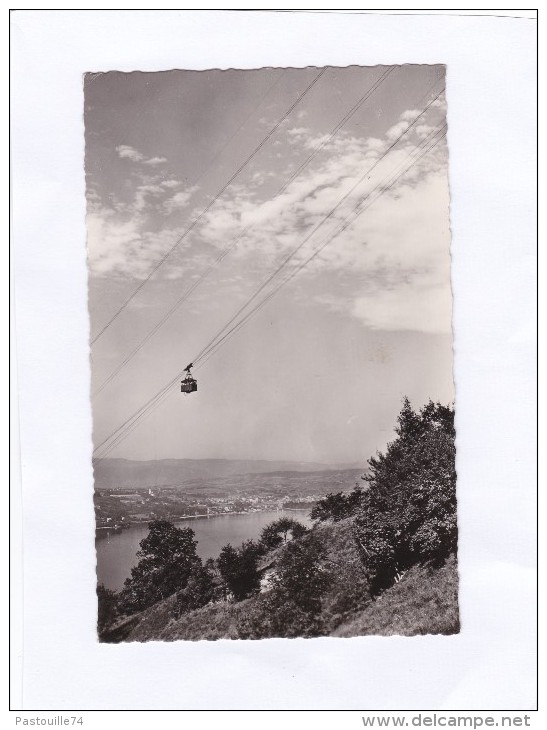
332;553;459;637
120;518;459;641
125;595;246;642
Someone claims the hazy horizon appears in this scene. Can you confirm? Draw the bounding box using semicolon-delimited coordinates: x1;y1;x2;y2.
96;456;363;465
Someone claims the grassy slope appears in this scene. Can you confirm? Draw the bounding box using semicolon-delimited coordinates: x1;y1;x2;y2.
125;595;246;642
121;520;459;642
333;554;460;637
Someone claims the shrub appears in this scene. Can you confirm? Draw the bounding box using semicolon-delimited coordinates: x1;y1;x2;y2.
237;591;326;639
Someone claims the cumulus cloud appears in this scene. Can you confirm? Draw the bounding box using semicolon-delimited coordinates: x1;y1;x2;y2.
86;207;144;277
86;201;197;280
386;120;412;142
185;98;449;333
132;183;164;213
89;95;451;334
116;145;144;162
144;156;168;166
115;145;167;166
287;127;310;136
352;277;452;334
163;186;199;214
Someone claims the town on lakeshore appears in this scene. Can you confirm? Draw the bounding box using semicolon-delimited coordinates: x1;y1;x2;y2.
94;466;364;530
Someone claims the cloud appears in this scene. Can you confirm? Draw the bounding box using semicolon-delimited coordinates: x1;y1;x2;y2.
401;109;420;122
386;120;412;142
88;96;451;336
415;123;436;139
352;279;452;334
86;202;199;280
115;145;167;166
144;156;168;166
311;167;453;333
133;183;164;213
116;145;144;162
185;97;450;334
163;186;199;214
287;127;310;136
86;207;144;277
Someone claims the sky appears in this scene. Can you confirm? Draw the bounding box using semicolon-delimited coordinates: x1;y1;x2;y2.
85;65;454;465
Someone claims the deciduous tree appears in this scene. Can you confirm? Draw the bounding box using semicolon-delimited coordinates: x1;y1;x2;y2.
120;520;200;613
218;540;261;601
310;486;364;522
259;516;308;552
353;399;457;593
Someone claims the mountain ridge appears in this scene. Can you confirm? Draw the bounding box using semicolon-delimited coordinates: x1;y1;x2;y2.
93;457;364;490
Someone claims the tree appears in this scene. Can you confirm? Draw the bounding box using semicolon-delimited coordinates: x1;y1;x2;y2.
259;517;309;552
237;532;332;639
353;399;457;593
175;563;216;616
218;540;261;601
270;532;331;614
310;485;364;522
119;520;200;613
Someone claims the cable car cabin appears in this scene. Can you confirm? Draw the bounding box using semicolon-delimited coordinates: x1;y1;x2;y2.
181;364;197;394
181;375;197;394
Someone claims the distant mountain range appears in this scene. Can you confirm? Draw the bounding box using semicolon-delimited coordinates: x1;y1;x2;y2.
93;458;364;490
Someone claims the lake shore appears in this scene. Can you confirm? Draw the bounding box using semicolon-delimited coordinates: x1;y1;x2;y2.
96;509;312;591
96;506;311;532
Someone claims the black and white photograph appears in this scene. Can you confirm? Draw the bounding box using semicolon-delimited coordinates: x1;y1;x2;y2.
86;65;458;643
11;7;538;714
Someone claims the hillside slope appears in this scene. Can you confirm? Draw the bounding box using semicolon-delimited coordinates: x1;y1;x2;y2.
333;555;459;637
114;522;458;642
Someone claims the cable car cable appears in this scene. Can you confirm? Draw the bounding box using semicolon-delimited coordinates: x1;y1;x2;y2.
192;89;445;367
93;66;399;395
93;124;446;459
90;68;327;345
195;125;447;370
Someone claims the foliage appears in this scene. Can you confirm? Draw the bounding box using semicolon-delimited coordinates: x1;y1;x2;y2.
237;531;332;638
310;485;364;522
175;563;217;617
271;531;331;613
237;592;326;639
218;540;261;601
97;583;119;634
110;398;459;641
354;398;457;593
118;523;459;642
119;520;200;614
121;551;459;642
315;521;371;628
126;594;252;642
258;516;309;552
333;554;460;637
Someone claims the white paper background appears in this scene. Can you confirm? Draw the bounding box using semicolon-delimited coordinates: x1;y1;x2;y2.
11;10;537;710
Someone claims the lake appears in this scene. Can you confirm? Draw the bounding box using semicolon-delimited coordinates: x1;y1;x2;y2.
96;509;311;591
